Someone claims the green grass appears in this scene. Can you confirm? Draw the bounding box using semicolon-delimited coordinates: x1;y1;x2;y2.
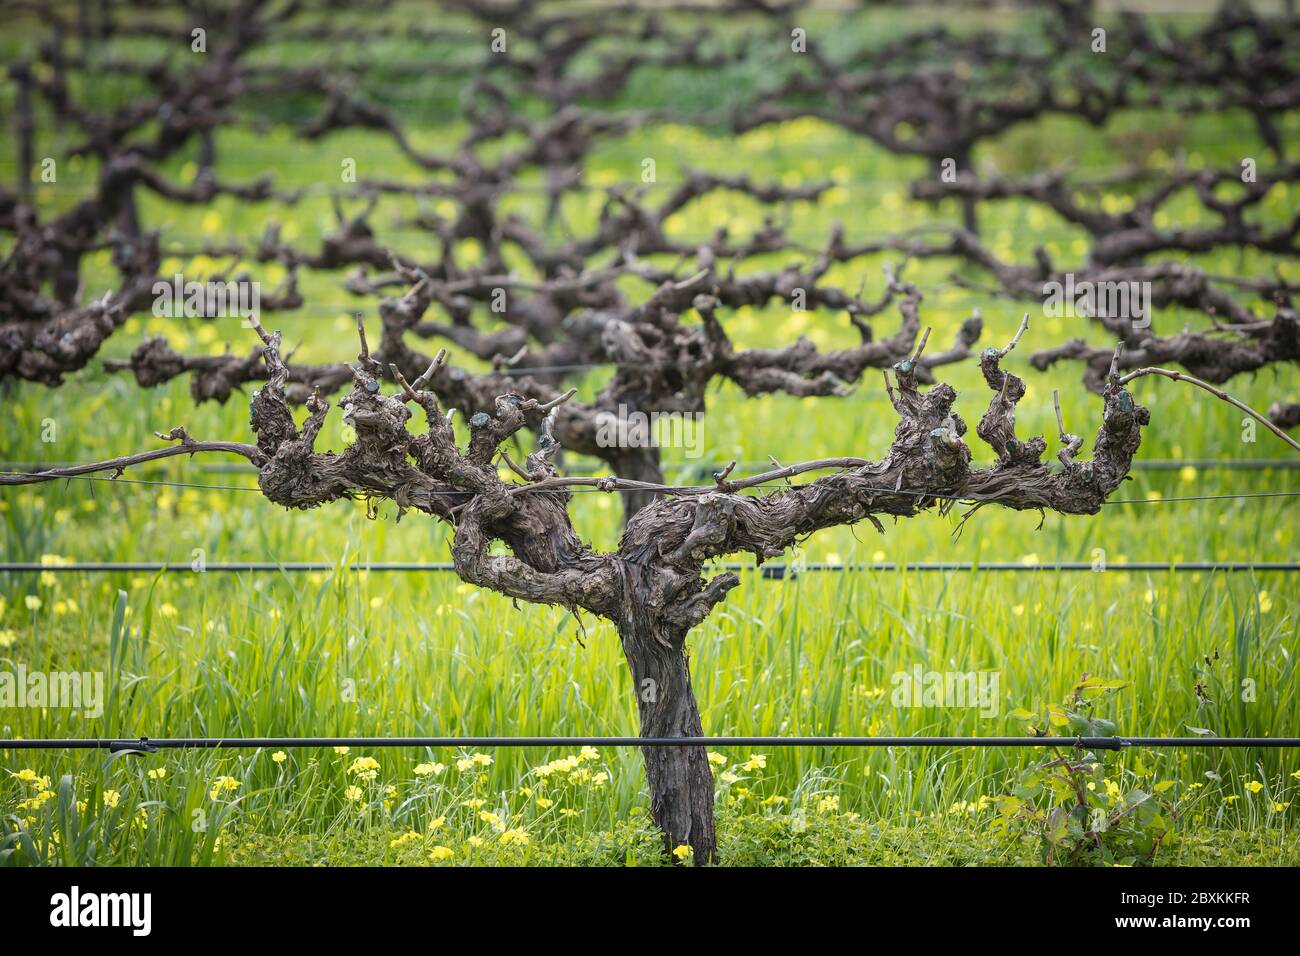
1;7;1298;866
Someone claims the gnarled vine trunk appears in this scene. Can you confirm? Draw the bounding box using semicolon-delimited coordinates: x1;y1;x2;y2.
617;609;716;864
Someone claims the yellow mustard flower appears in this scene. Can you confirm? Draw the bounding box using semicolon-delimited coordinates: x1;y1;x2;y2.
348;756;381;781
499;827;530;846
209;776;240;800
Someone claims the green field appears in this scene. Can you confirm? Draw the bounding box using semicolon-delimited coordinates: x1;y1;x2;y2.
1;5;1298;866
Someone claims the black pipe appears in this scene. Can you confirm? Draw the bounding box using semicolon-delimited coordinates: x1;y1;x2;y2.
3;561;1298;574
3;735;1299;753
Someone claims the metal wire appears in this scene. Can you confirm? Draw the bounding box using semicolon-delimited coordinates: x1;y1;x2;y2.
4;469;1298;504
4;561;1296;574
4;735;1298;754
1104;491;1300;504
3;458;1299;473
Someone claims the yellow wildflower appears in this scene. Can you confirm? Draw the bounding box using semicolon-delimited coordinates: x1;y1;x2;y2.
348;756;381;781
209;776;240;800
499;827;530;846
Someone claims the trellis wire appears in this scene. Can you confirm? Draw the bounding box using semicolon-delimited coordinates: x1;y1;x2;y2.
2;470;1297;505
4;561;1297;574
2;458;1298;473
10;468;1300;502
4;735;1298;754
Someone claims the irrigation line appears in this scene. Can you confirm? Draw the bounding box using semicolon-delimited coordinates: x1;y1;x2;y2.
4;561;1297;574
4;735;1298;754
